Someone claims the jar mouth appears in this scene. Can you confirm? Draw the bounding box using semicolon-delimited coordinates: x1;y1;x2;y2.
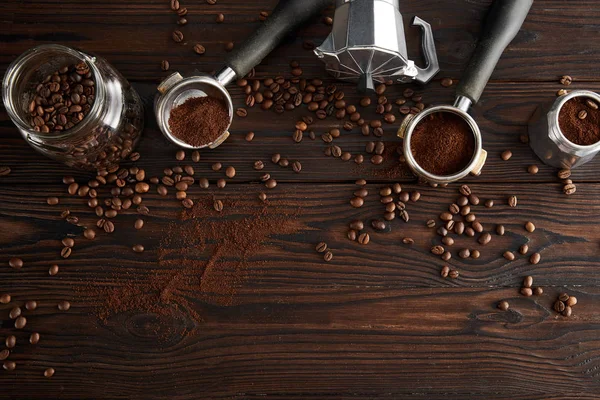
553;90;600;149
2;44;105;140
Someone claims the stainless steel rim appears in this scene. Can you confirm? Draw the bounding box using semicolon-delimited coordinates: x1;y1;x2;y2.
402;105;483;184
551;90;600;151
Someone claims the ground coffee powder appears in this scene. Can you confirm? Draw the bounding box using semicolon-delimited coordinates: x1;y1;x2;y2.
169;96;230;147
410;112;475;176
559;96;600;146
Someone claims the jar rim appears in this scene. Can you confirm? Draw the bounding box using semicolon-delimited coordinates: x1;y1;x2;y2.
2;44;105;140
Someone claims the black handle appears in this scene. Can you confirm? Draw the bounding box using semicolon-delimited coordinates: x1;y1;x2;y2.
456;0;533;104
226;0;331;79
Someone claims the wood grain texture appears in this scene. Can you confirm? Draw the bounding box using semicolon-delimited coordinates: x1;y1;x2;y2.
2;1;600;82
1;0;600;399
2;81;600;184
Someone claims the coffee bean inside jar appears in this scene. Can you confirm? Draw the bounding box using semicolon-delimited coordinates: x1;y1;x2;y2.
3;44;144;171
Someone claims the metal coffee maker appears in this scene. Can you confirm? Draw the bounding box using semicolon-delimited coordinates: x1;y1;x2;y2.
314;0;439;92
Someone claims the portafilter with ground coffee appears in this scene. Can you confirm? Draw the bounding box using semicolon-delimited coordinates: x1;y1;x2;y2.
397;0;533;184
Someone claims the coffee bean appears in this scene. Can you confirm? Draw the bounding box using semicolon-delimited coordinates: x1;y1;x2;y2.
213;199;224;212
316;242;328;253
15;316;27;329
354;188;368;198
216;13;225;22
258;192;267;202
350;197;364;208
431;245;445;256
225;42;234;51
441;265;450;278
441;237;454;246
508;195;518;207
578;109;588;120
501;150;512;160
0;350;8;361
453;222;464;235
459;185;471;196
46;196;60;206
358;233;370;245
236;108;248;117
563;183;576;195
560;75;572;86
520;287;533;297
323;251;333;262
25;300;37;311
478;232;491;245
524;221;536;233
503;251;515;261
380;195;393;204
558;292;570;302
161;60;170;71
497;300;509;311
464;227;475;237
371;219;387;231
103;220;115;233
518;244;529;255
132;244;144;253
439;212;453;221
496;225;505;236
531;286;543;296
8;257;23;269
441;77;453;87
30;332;40;345
43;367;55;378
83;228;96;240
566;296;577;306
554;300;566;313
0;293;10;304
426;219;436;228
468;195;479;206
457;248;469;259
449;270;459;279
472;221;483;233
402;237;414;245
224;166;236;178
347;229;358;241
9;306;21;319
291;161;302;173
557;169;571;179
265;179;277;189
58;300;71;311
182;198;194;208
484;199;494;208
47;263;59;276
3;361;16;371
523;276;533;288
6;335;16;348
172;30;184;43
529;252;541;264
60;247;72;258
562;305;572;317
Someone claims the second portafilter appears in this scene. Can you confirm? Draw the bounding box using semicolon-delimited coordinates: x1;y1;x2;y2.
398;0;533;183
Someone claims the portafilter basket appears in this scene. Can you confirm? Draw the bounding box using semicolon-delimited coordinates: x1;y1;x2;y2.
397;0;533;184
155;0;330;149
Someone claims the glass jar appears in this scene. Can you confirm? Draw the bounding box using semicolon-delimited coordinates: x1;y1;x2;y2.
528;90;600;169
2;44;144;171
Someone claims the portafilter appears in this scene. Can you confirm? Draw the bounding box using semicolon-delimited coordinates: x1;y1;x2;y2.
155;0;330;149
397;0;533;184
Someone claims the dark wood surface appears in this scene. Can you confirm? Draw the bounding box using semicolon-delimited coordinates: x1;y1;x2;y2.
2;1;600;399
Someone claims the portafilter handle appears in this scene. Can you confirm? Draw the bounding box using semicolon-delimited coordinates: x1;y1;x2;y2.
456;0;533;104
218;0;331;84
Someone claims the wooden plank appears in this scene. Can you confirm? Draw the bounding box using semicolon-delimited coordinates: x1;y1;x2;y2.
1;182;599;289
1;285;599;399
1;1;600;82
1;81;599;184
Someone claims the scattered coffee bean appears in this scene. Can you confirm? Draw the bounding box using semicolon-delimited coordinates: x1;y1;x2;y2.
441;265;450;278
49;264;59;276
508;195;518;207
350;197;364;208
529;252;541;264
426;219;436;228
316;242;328;253
478;232;491;245
533;287;544;295
496;225;505;236
520;287;533;297
9;306;21;319
458;248;470;259
525;221;536;232
44;367;55;378
497;300;509;311
0;166;11;176
518;244;529;255
371;220;387;231
6;335;16;348
61;247;72;258
523;276;533;288
161;60;170;71
402;237;414;245
14;316;27;329
566;296;577;306
3;361;16;371
528;165;539;174
484;199;494;208
0;350;8;361
30;332;40;344
213;199;224;212
554;300;566;313
449;270;459;279
558;292;570;302
58;300;71;311
47;197;59;205
172;30;184;43
503;251;515;261
471;250;481;259
500;150;512;161
0;293;10;304
83;228;96;240
25;300;37;311
217;178;227;188
563;183;576;195
431;245;445;255
358;233;370;245
441;78;453;87
8;257;23;269
323;251;333;262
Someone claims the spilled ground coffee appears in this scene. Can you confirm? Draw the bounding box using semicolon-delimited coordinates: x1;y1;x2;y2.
410;112;475;176
169;96;229;147
559;96;600;146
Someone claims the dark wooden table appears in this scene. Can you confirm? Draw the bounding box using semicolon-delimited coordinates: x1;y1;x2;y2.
2;1;600;398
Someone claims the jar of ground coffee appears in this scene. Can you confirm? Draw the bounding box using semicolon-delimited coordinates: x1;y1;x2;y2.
529;90;600;169
2;44;144;171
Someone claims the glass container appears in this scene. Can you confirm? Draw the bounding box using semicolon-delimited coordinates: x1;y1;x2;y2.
2;44;144;171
